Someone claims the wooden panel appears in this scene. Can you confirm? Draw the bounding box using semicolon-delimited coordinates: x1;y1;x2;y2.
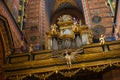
112;69;120;80
103;71;113;80
0;73;5;80
109;44;120;51
34;53;51;60
10;56;29;63
84;47;103;54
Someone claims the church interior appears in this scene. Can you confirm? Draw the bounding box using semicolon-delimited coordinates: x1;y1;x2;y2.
0;0;120;80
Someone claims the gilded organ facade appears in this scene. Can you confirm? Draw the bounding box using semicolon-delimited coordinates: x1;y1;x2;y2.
47;14;93;51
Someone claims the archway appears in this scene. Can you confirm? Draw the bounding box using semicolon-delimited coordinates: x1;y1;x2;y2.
0;15;14;79
51;8;85;25
50;1;85;25
0;15;14;62
0;32;5;80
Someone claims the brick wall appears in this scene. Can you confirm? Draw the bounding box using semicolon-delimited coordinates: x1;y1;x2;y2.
24;0;49;50
0;1;24;79
82;0;113;36
0;0;23;49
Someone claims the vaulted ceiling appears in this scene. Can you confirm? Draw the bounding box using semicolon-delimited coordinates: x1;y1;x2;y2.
45;0;84;23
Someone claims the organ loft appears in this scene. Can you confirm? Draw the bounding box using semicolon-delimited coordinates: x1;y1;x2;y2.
0;0;120;80
46;14;93;51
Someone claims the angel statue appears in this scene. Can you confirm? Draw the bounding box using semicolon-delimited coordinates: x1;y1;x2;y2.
62;49;83;67
29;44;33;53
99;34;105;45
51;24;58;33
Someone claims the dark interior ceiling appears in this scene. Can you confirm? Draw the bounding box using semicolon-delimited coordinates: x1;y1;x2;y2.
56;2;75;12
45;0;84;22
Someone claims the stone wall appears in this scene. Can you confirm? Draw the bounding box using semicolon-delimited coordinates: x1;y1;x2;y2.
82;0;113;36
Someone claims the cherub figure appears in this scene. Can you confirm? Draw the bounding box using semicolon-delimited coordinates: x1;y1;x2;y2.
29;44;33;53
57;16;63;22
99;34;105;44
51;24;57;32
63;49;83;67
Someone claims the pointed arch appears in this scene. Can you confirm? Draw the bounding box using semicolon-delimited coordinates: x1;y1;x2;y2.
0;15;14;63
51;8;85;24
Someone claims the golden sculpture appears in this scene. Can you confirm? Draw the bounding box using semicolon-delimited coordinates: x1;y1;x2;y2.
57;14;73;22
72;21;81;33
99;34;105;45
29;44;33;53
46;14;95;50
50;24;59;36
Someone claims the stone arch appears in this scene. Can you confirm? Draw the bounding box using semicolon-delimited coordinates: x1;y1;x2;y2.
0;15;14;64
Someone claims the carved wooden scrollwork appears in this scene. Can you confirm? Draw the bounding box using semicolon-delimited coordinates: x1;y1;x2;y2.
86;65;109;72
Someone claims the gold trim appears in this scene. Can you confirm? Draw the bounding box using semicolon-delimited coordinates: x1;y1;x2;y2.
59;68;81;77
33;72;54;80
86;65;109;72
4;58;120;76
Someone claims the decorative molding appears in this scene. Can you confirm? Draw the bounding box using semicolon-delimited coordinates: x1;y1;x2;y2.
59;68;81;77
33;72;54;80
86;65;109;72
3;41;120;79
